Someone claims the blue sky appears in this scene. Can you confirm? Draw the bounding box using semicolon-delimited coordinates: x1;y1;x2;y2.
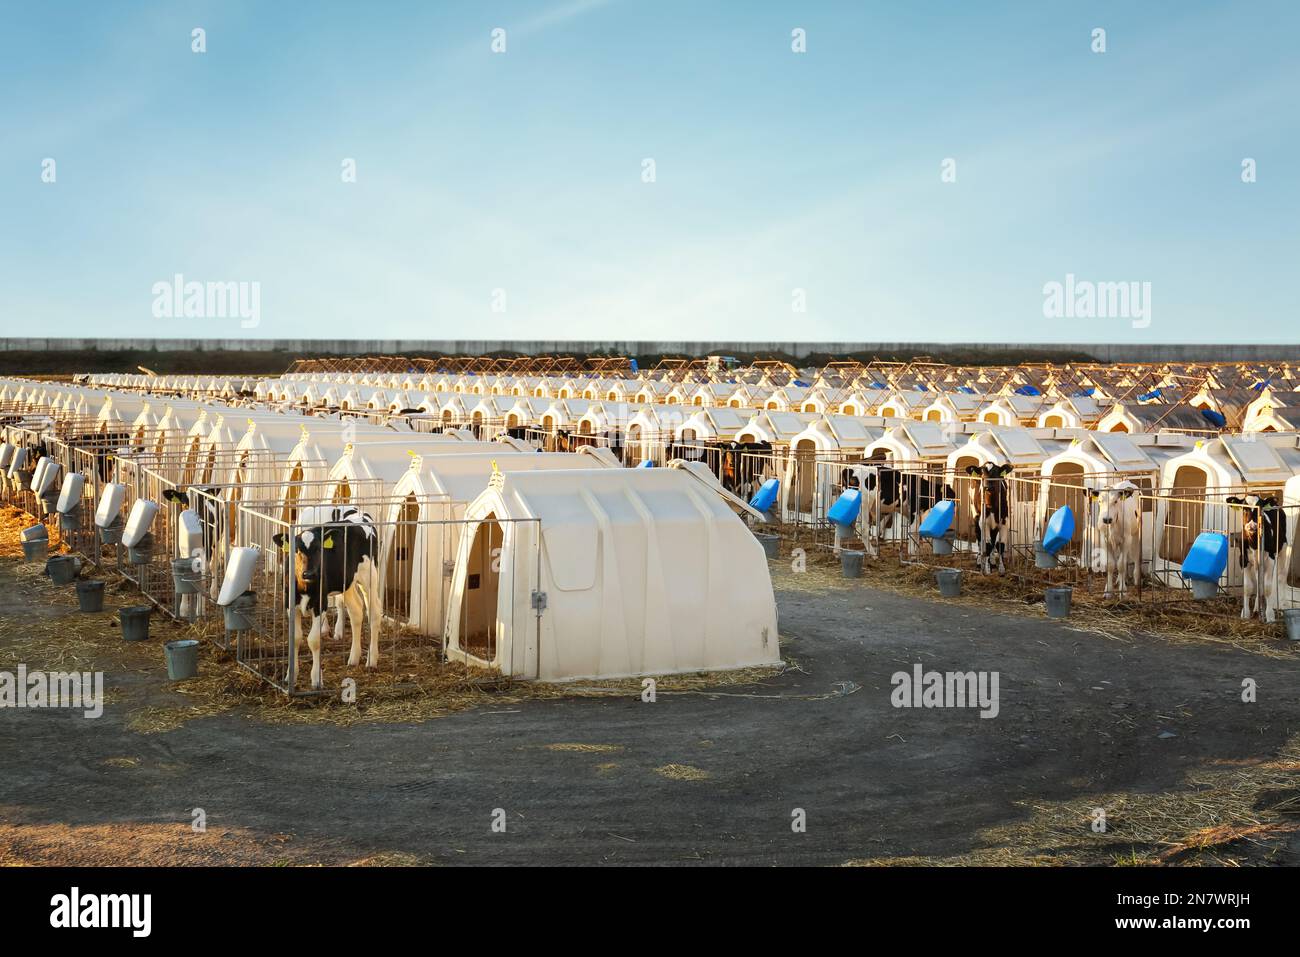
2;1;1295;343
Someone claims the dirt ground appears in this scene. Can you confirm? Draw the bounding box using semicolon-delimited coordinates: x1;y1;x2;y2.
2;544;1299;866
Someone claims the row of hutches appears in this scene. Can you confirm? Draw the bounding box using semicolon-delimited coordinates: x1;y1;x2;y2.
8;364;1300;634
77;360;1300;434
0;380;782;693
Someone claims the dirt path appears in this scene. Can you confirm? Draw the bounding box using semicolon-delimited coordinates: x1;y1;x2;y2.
2;558;1298;865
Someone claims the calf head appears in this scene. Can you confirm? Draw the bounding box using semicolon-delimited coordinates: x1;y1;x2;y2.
273;526;328;613
964;462;1013;482
1087;481;1137;526
965;462;1013;516
272;519;374;616
1227;494;1287;561
161;488;192;508
162;485;222;529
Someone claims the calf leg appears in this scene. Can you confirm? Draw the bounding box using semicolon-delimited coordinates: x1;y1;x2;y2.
1262;557;1276;624
343;584;366;667
306;612;325;690
1241;571;1255;620
858;511;877;558
365;560;381;668
286;596;306;685
330;595;344;636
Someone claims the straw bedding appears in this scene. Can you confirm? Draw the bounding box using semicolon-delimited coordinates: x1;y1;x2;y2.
0;509;785;732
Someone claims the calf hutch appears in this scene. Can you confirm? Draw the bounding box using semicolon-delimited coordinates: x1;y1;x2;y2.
1151;435;1300;585
443;467;781;681
381;447;623;635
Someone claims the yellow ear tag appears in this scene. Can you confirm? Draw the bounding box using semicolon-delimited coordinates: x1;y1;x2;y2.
323;536;335;549
281;541;289;553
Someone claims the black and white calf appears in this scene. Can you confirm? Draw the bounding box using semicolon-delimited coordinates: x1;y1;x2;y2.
272;506;381;690
965;462;1014;575
720;440;774;498
850;463;949;557
1227;494;1288;623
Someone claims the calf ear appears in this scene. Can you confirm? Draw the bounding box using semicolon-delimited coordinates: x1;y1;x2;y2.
1226;496;1243;505
1121;489;1134;498
964;465;980;476
999;464;1014;477
272;533;286;551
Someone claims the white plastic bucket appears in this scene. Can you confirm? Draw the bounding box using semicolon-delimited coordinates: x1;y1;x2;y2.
95;483;128;528
57;473;85;513
121;499;159;548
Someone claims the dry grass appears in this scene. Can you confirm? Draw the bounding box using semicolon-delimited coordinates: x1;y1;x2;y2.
654;764;711;781
0;506;51;559
0;504;786;733
800;549;1300;660
122;651;787;734
846;737;1300;866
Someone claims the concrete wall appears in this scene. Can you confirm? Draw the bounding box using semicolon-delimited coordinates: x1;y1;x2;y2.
3;338;1299;363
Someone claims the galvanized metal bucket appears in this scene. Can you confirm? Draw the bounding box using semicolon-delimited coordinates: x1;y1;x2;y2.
223;590;257;631
171;558;201;596
1045;586;1072;619
840;550;865;578
45;555;81;585
21;538;48;562
1282;608;1300;642
164;639;200;680
935;568;962;598
119;605;151;642
75;580;105;613
127;532;154;566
